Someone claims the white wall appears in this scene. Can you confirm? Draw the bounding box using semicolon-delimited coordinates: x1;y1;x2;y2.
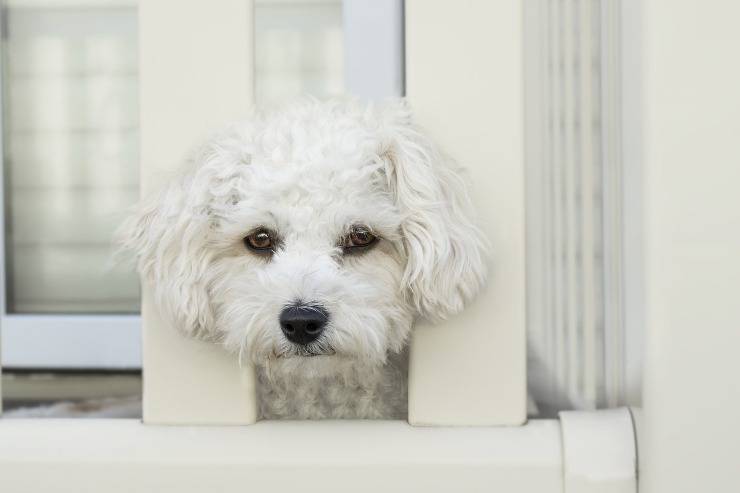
641;1;740;491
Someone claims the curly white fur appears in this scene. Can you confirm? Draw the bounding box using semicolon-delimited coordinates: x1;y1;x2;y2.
119;98;487;419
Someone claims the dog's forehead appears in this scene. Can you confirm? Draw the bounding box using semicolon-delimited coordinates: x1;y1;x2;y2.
249;103;390;164
238;156;397;236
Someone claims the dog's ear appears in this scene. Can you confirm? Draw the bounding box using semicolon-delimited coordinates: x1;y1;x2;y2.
380;100;488;320
118;126;250;338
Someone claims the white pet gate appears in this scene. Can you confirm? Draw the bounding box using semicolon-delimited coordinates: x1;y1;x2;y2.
1;1;739;492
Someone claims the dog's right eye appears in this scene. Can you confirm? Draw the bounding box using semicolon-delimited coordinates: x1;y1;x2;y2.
244;228;275;253
341;225;378;253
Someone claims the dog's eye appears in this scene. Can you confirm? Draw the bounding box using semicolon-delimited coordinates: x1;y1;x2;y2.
244;228;275;253
342;225;378;253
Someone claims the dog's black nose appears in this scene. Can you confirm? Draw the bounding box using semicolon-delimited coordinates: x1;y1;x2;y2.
279;305;328;346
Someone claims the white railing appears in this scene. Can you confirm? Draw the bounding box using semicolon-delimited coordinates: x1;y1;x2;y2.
137;0;527;426
14;1;740;492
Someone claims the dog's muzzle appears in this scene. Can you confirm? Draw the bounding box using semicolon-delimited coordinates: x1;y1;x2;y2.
279;305;328;346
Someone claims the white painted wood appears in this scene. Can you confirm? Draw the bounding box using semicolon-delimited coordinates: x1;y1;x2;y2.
138;0;258;424
641;1;740;492
0;419;563;492
1;315;140;369
342;0;404;99
560;408;637;493
405;0;527;425
0;412;640;490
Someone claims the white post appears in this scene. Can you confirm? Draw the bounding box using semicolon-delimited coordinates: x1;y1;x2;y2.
560;408;637;493
139;0;258;424
405;0;527;425
641;1;740;490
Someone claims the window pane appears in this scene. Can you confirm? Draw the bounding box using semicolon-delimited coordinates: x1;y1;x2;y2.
3;1;140;313
255;0;344;105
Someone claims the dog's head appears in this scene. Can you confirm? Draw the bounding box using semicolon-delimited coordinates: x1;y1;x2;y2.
120;99;486;373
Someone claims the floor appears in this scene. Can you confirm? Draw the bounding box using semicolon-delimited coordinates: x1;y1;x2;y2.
3;396;142;418
2;371;142;418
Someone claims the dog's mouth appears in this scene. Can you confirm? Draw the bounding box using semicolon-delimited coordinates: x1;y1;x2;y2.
273;345;336;359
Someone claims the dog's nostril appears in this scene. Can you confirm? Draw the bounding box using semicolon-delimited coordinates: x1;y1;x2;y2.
279;305;329;346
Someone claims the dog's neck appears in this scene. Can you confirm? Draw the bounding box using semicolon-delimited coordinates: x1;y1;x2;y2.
256;351;408;420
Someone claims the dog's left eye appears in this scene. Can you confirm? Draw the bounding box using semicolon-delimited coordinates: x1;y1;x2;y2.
244;228;276;253
342;225;378;252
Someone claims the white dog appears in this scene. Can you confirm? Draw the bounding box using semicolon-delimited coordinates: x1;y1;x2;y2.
121;98;487;419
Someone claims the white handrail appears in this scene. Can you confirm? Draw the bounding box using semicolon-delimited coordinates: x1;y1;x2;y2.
0;409;637;492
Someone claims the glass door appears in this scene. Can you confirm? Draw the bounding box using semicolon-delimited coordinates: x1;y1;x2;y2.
1;0;141;368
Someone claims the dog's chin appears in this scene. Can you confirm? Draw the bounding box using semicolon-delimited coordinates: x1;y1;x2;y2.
256;351;385;379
